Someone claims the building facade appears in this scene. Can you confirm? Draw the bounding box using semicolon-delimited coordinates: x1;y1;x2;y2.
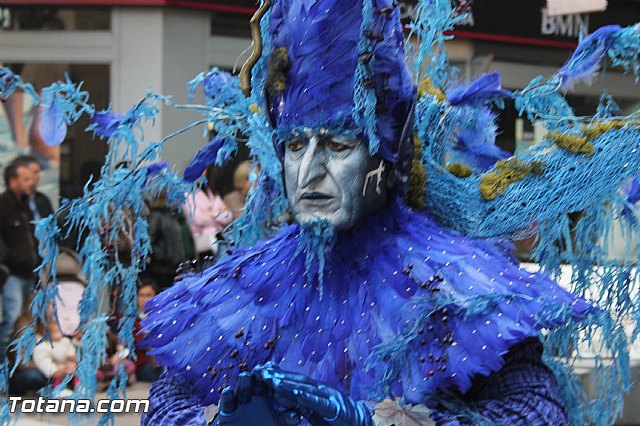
0;0;638;199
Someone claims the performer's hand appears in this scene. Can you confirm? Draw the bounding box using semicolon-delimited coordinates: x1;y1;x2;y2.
256;365;373;426
212;372;302;426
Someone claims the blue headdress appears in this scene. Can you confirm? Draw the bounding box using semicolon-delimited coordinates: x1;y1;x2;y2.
265;0;415;181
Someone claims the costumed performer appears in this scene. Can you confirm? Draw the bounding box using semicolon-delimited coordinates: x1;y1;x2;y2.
142;1;640;425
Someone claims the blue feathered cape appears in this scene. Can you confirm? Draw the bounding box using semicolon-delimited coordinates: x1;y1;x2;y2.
142;198;595;406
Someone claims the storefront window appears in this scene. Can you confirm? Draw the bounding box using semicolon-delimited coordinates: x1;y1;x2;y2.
210;11;250;38
0;7;111;31
0;63;110;205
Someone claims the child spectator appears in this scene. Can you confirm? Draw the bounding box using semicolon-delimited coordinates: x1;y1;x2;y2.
32;318;76;397
234;161;253;200
225;161;253;220
183;165;232;257
96;331;137;389
134;277;162;382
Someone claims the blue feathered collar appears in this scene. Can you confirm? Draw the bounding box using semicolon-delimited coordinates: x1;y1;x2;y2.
142;198;595;405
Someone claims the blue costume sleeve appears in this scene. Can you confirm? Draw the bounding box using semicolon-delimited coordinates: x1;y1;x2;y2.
424;123;640;240
142;370;207;426
420;24;640;241
431;339;568;426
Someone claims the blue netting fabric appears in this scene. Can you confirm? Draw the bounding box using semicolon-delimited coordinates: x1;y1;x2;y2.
411;3;640;422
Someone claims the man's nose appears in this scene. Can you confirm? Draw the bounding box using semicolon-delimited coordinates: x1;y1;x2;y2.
298;137;327;187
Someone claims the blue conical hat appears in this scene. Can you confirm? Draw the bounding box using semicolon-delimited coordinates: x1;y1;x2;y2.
266;0;415;166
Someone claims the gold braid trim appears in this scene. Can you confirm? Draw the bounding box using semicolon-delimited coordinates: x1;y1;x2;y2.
479;158;545;201
418;78;446;102
583;119;630;139
547;131;594;156
549;119;639;156
445;163;473;178
404;135;427;209
266;47;290;97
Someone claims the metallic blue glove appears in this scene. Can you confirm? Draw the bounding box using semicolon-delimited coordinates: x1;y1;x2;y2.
256;365;374;426
211;372;302;426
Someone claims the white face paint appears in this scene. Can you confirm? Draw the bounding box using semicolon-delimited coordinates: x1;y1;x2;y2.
284;129;388;230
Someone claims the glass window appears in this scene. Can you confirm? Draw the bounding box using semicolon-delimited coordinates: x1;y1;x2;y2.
0;7;111;31
210;11;250;38
0;63;110;204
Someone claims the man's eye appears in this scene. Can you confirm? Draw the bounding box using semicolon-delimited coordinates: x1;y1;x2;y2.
287;139;306;152
326;140;349;152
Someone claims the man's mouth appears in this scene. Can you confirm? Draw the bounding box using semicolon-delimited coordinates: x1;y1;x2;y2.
300;191;333;201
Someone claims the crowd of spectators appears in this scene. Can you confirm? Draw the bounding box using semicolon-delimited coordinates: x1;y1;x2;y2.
0;153;255;397
0;155;52;352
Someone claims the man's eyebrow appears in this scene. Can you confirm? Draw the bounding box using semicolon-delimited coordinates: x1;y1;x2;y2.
328;137;355;145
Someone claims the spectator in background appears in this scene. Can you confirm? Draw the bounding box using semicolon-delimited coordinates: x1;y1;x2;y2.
97;330;137;389
177;211;196;263
12;155;54;220
0;162;39;354
8;313;48;395
183;165;232;258
32;318;77;398
234;161;253;195
134;276;162;382
223;161;252;220
147;191;189;289
209;162;244;221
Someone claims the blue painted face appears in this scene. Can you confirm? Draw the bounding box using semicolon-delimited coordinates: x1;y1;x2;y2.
284;128;388;230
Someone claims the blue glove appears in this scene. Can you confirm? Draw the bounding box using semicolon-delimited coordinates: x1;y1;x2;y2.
212;372;302;426
256;365;374;426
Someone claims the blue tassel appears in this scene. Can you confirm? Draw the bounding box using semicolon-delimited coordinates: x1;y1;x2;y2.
0;67;19;100
188;67;243;108
609;23;640;80
595;93;622;119
0;67;38;101
182;137;233;182
406;0;464;87
446;72;511;106
558;25;621;89
143;161;169;183
75;316;109;400
353;0;381;154
38;92;68;147
88;108;125;140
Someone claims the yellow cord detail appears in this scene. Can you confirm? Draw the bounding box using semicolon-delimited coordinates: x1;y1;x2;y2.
479;158;545;201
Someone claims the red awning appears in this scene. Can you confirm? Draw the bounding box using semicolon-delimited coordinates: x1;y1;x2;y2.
0;0;258;14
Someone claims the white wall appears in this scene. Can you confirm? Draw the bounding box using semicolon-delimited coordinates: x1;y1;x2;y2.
160;8;210;172
114;8;251;172
0;30;112;63
205;35;252;71
159;14;253;172
0;6;254;173
111;8;164;150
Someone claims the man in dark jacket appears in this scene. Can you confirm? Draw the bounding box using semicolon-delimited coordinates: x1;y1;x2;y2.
0;161;40;353
11;155;54;220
